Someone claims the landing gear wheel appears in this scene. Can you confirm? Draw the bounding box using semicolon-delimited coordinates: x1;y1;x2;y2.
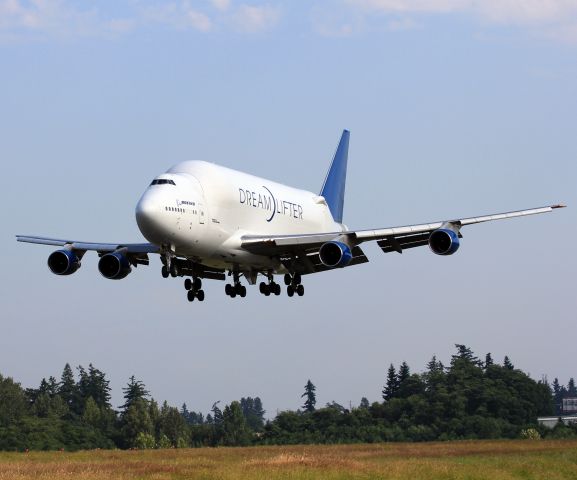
170;262;179;277
230;290;237;298
274;283;281;296
187;290;195;302
294;273;302;285
287;285;294;297
184;278;192;290
193;277;202;290
196;290;205;302
259;282;267;294
284;274;291;286
225;284;232;296
161;266;169;278
296;284;304;296
240;285;247;298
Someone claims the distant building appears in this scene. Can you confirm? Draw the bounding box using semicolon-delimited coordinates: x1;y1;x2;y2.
538;416;577;429
562;397;577;414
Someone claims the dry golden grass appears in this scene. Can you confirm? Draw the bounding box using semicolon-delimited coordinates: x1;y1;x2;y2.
0;440;576;480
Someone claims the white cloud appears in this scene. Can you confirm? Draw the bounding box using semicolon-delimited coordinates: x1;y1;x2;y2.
106;18;136;34
0;0;99;37
386;16;419;31
183;3;212;31
347;0;577;23
210;0;231;12
348;0;464;14
345;0;577;43
0;1;288;40
233;4;280;33
140;2;212;32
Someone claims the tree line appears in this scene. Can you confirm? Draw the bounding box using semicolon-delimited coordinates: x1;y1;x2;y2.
0;345;575;451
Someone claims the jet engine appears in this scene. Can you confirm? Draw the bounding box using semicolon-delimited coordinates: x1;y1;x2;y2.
47;249;81;275
98;252;132;280
428;229;460;256
319;241;353;268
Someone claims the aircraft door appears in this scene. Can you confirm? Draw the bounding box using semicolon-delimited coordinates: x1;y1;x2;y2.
198;202;205;224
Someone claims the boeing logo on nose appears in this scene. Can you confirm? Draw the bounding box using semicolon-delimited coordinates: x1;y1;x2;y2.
239;186;303;222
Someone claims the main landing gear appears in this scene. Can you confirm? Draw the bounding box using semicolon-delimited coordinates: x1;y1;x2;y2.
285;273;304;297
225;272;246;298
259;275;281;296
184;277;205;302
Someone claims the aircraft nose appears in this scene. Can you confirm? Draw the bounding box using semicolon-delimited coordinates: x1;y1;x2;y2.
135;190;162;239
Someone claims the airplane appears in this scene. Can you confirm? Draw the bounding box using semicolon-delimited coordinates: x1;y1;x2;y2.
17;130;565;303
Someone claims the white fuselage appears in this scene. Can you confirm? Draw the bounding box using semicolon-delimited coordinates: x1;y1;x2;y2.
135;161;342;272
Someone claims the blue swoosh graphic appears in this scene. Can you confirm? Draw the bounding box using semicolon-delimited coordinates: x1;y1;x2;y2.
262;186;276;222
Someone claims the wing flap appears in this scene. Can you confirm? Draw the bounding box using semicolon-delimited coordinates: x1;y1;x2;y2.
377;233;430;254
281;245;369;275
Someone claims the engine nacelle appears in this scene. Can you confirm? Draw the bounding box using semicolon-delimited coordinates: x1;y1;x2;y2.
47;249;81;275
98;252;132;280
319;241;353;268
429;229;460;256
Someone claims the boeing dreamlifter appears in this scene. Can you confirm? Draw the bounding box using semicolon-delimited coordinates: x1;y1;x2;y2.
17;131;565;302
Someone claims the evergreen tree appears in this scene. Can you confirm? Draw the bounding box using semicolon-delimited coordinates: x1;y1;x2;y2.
426;355;444;373
424;356;445;394
552;377;562;414
568;378;577;396
240;397;265;431
180;403;190;423
148;399;161;439
359;397;370;409
82;397;101;428
503;356;514;370
222;401;251;446
188;411;204;425
451;344;481;367
382;364;398;401
0;374;28;427
77;364;111;411
395;362;412;397
159;402;187;447
46;376;59;396
484;353;494;369
211;401;223;425
301;380;317;412
58;363;77;411
121;398;154;448
121;376;149;411
398;362;410;383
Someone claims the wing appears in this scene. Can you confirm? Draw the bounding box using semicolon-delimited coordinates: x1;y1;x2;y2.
16;235;158;265
241;204;565;272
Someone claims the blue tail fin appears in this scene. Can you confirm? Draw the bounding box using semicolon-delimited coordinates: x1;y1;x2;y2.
320;130;349;223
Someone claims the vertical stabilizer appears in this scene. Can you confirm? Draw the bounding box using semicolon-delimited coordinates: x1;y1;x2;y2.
320;130;349;223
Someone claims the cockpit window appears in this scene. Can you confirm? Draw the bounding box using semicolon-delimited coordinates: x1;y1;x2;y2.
150;179;176;186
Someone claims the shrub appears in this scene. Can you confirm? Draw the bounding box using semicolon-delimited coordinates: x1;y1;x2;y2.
520;428;541;440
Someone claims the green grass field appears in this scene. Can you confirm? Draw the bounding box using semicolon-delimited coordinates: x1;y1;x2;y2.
0;440;576;479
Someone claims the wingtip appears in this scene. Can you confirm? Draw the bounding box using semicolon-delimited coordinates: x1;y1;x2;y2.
552;204;567;209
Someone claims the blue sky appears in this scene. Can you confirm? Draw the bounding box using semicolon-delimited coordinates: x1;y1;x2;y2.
1;0;575;415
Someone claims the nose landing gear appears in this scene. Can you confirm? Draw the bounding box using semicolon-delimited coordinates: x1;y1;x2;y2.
184;277;205;302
